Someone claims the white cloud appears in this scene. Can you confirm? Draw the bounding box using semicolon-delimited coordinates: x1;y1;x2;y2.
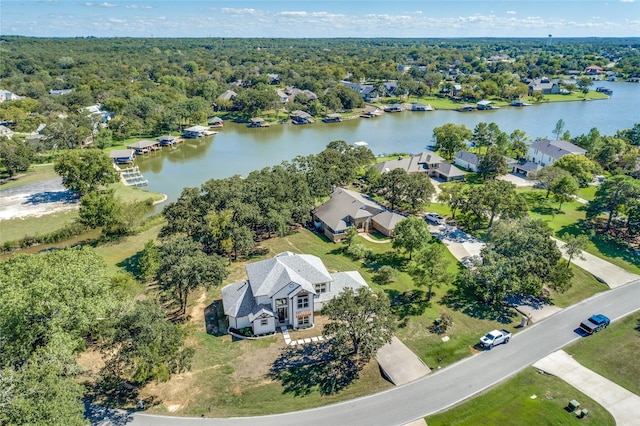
506;10;517;15
620;0;634;3
100;2;117;7
126;4;153;9
278;11;308;17
220;8;259;15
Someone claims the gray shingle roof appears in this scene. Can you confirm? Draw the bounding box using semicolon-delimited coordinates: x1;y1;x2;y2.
372;211;406;231
530;139;586;160
246;252;329;298
454;150;480;166
313;188;383;233
221;280;254;318
316;271;369;305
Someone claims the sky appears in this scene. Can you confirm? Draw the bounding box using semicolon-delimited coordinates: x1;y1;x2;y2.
1;0;639;38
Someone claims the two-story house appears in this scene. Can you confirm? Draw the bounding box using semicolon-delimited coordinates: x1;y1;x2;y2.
526;139;586;167
221;252;369;335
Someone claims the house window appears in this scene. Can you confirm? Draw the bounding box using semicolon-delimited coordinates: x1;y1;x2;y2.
299;315;310;326
297;295;309;309
260;319;268;326
275;298;287;307
315;283;327;293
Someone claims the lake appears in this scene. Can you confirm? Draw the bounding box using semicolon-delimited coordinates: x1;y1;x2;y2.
137;80;639;204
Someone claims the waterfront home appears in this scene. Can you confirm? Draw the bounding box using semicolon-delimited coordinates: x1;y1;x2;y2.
127;139;160;154
247;117;269;128
322;113;342;123
528;77;560;95
584;65;604;75
291;110;314;124
109;149;135;164
375;151;466;182
208;116;224;127
526;139;586;167
341;81;380;102
313;187;405;242
221;251;369;334
157;135;178;146
596;87;613;96
454;150;480;172
183;125;209;138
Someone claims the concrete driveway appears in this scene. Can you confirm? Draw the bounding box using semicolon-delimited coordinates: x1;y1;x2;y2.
552;237;640;288
534;350;640;426
498;172;535;187
375;336;431;386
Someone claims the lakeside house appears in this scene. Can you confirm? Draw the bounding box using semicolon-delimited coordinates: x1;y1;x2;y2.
526;139;587;167
341;81;380;102
313;187;406;242
0;89;23;102
221;251;369;334
454;150;480;172
374;151;466;182
527;77;560;95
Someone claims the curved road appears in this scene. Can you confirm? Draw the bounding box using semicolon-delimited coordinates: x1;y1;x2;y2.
93;279;640;426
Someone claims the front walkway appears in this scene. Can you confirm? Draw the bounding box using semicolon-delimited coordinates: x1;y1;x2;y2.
534;350;640;426
280;325;326;346
552;237;640;288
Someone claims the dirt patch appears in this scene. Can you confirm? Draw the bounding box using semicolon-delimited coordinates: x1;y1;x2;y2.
0;177;78;220
233;339;282;380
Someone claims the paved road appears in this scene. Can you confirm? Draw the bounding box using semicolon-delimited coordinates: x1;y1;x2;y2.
92;279;640;426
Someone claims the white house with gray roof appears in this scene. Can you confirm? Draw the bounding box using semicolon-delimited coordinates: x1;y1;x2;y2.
221;252;368;335
526;139;586;167
454;150;480;172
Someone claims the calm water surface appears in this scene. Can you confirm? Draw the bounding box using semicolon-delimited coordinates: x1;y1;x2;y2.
138;80;639;205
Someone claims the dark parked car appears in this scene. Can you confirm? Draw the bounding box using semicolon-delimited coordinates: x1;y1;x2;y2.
579;314;610;334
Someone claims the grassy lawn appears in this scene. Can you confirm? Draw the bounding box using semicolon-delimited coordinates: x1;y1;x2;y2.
426;368;615;426
566;314;640;396
519;187;640;274
0;209;79;245
549;264;609;308
576;185;597;201
0;163;58;190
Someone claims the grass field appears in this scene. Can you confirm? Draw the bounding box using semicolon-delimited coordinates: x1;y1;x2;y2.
0;209;79;245
0;163;58;190
425;368;615;426
566;314;640;396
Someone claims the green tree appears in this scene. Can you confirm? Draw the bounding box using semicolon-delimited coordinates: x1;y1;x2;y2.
322;287;395;361
375;168;409;210
392;216;431;260
576;76;593;94
100;300;193;384
528;166;571;198
552;119;565;140
550;174;579;211
53;149;118;195
404;172;436;212
459;218;570;305
433;123;472;160
94;127;113;149
553;154;598;186
562;234;590;268
587;175;640;232
0;138;33;177
508;129;531;159
77;189;118;229
138;239;160;283
477;146;508;180
343;226;358;248
157;235;228;315
408;243;453;301
43;113;92;150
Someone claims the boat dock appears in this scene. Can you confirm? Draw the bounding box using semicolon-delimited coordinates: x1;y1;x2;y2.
116;165;148;187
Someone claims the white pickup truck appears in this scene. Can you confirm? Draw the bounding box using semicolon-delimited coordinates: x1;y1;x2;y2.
479;329;511;349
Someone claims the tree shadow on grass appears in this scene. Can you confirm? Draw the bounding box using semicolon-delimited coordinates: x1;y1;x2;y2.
116;251;142;277
440;287;516;324
270;341;363;396
385;288;430;319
